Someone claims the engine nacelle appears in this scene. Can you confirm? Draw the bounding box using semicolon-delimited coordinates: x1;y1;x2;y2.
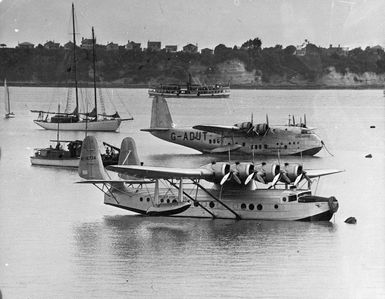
203;162;231;183
282;163;303;182
254;162;280;183
254;123;269;135
232;162;254;181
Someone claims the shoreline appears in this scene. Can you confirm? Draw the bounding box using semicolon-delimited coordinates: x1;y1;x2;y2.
3;81;384;90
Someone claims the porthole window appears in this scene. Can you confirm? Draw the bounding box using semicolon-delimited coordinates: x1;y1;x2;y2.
283;197;287;202
172;199;177;203
209;139;212;144
242;142;246;147
146;198;150;202
249;204;255;210
209;201;215;208
140;197;143;202
167;199;170;203
160;198;164;203
257;204;263;210
274;204;279;209
241;203;246;210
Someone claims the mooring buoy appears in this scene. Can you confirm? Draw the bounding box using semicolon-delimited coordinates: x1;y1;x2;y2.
345;217;357;224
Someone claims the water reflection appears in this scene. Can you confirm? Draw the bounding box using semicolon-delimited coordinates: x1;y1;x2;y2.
74;215;337;260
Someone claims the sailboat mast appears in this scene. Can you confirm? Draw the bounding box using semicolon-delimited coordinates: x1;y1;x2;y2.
57;104;60;146
5;79;10;114
71;3;79;115
92;27;98;120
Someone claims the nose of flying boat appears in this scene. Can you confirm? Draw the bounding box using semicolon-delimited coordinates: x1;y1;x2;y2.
298;196;339;221
297;133;323;156
312;133;323;155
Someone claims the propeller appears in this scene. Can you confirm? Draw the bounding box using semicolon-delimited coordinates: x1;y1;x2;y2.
293;170;311;187
244;163;267;185
246;113;254;135
220;170;242;185
268;173;281;189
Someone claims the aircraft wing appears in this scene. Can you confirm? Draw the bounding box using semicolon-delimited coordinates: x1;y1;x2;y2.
106;165;213;179
77;179;155;184
305;169;344;178
193;125;241;134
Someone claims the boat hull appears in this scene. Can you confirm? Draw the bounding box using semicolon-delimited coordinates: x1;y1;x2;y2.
148;91;230;98
5;113;15;119
103;187;338;221
30;157;79;167
33;119;122;131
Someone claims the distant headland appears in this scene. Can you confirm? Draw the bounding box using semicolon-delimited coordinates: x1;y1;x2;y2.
1;38;384;88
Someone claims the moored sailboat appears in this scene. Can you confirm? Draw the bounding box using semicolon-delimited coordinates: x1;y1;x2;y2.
31;4;132;132
31;104;120;167
4;79;15;119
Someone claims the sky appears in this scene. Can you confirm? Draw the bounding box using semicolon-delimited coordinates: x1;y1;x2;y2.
0;0;384;50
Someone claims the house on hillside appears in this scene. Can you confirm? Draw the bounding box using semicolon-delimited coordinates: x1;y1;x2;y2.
325;44;349;56
106;42;119;51
201;48;213;55
165;45;177;53
64;41;73;50
183;43;198;53
17;42;34;49
81;37;93;50
125;40;141;51
367;45;384;55
44;41;60;49
147;41;161;51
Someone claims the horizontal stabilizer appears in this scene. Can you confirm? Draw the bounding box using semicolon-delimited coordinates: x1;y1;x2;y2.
208;144;242;153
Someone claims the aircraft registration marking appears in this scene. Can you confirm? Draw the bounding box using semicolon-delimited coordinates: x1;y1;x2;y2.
81;155;97;160
171;132;208;141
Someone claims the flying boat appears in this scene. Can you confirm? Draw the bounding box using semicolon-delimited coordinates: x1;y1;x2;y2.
77;136;342;221
141;97;324;156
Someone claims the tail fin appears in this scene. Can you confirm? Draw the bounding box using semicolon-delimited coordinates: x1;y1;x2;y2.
79;136;109;180
118;137;140;165
118;137;141;179
150;96;174;129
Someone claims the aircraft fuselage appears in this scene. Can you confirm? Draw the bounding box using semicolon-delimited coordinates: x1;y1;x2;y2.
150;125;323;156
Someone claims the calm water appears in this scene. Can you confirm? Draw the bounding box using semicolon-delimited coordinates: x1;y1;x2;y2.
0;88;384;298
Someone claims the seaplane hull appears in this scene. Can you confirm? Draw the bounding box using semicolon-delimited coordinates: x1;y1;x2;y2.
33;119;122;132
102;187;337;221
